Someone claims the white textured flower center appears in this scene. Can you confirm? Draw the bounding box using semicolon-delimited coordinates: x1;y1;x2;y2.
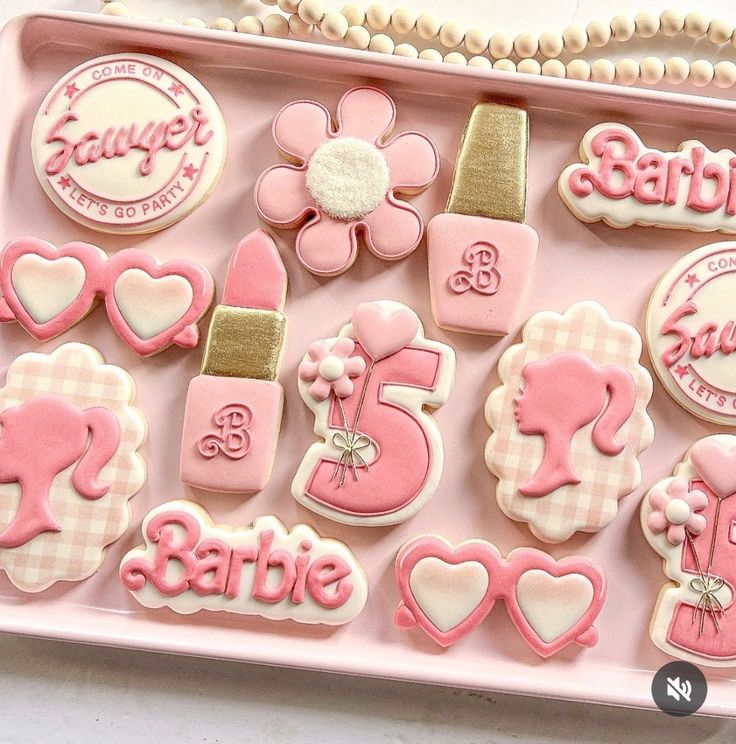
666;498;691;525
306;137;390;220
319;355;346;381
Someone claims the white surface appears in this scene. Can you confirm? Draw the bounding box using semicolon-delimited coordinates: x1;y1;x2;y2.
2;1;736;742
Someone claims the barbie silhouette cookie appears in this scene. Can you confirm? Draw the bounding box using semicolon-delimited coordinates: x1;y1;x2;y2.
0;343;146;592
485;301;654;543
255;86;439;276
292;300;455;526
641;435;736;667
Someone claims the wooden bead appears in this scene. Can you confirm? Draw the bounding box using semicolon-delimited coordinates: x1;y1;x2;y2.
714;60;736;88
419;48;443;62
369;33;395;54
488;32;513;59
444;51;468;65
708;19;733;45
468;55;493;69
664;56;690;84
341;4;365;26
211;17;236;32
538;31;563;59
439;21;465;49
366;4;391;31
182;18;207;28
464;29;490;55
391;7;416;35
562;24;587;54
289;14;313;38
513;33;538;59
416;13;441;40
684;11;708;39
659;10;684;37
298;0;325;25
101;2;132;16
517;58;541;75
321;12;348;40
640;56;665;84
590;58;615;84
566;59;591;81
610;15;635;42
278;0;301;13
237;16;263;34
635;11;659;38
541;59;566;77
586;20;611;48
690;59;714;86
615;58;639;85
263;14;289;38
344;25;370;49
394;43;419;58
493;59;516;72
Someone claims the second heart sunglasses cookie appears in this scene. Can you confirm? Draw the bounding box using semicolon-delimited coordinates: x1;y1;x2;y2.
0;237;214;357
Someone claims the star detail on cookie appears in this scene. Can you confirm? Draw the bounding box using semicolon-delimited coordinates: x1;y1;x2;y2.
182;163;199;181
685;273;700;288
64;83;80;99
169;82;184;97
57;176;72;190
674;364;689;380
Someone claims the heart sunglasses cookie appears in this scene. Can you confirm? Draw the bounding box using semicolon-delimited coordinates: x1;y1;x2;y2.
0;236;215;357
395;535;606;658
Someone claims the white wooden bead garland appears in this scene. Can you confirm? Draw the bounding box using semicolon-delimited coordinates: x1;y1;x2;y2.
100;1;736;89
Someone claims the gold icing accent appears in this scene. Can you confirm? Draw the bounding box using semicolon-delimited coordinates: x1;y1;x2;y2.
201;306;286;381
446;103;529;223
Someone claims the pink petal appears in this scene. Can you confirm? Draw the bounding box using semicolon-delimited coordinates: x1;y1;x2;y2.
344;355;367;377
647;511;668;534
308;377;332;401
382;131;439;192
668;479;688;499
687;513;707;536
298;359;320;381
332;337;356;357
273;100;331;162
667;524;686;546
648;488;669;511
337;87;396;143
687;488;709;511
332;376;356;399
361;198;424;260
307;340;330;362
295;214;358;276
255;165;315;227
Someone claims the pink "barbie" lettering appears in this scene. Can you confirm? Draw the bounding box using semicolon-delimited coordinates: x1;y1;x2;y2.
44;106;213;177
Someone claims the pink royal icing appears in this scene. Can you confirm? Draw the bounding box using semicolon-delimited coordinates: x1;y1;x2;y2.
0;237;214;357
394;535;606;658
254;87;439;276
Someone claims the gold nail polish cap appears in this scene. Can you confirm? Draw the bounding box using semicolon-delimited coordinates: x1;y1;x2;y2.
446;103;529;223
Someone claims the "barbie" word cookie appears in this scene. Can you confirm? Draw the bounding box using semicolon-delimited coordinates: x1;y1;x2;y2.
646;241;736;426
31;53;227;234
485;301;654;543
0;343;146;592
292;300;455;526
641;435;736;667
255;86;439;276
0;237;214;356
394;535;606;658
120;501;368;626
559;123;736;233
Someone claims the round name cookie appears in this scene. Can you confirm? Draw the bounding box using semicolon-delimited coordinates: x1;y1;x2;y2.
31;53;227;235
647;242;736;426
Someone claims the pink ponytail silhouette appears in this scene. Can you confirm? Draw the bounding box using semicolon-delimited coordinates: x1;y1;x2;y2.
0;395;120;548
514;352;636;497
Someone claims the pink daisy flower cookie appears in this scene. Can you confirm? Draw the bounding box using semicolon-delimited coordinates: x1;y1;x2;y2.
255;87;440;276
647;478;708;546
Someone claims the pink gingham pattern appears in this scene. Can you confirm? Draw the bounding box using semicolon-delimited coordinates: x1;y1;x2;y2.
0;343;146;592
485;302;654;543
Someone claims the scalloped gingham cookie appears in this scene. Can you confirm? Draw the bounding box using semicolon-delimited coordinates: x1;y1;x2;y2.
0;343;146;592
485;301;654;543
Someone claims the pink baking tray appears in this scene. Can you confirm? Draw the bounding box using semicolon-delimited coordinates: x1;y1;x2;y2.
1;10;735;717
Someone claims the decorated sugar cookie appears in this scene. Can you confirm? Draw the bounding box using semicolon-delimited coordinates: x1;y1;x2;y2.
120;501;368;626
31;53;227;234
0;343;146;592
641;435;736;667
394;535;606;658
559;123;736;232
292;300;455;526
0;237;214;356
646;241;736;426
485;301;654;543
254;86;439;276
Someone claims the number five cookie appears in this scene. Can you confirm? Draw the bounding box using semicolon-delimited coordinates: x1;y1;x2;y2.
292;300;455;526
